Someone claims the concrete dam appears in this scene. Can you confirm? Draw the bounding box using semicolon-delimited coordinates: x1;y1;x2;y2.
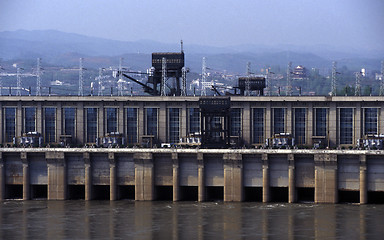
1;148;383;204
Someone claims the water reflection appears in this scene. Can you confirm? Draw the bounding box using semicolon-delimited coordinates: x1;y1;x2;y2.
0;201;383;239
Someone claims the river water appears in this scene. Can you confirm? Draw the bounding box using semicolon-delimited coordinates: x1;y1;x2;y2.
0;200;383;239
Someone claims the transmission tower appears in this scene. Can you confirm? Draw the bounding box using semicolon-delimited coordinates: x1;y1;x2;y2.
380;60;384;96
78;58;84;96
118;58;124;96
181;67;187;96
16;67;24;96
266;69;273;96
36;58;42;96
98;68;104;96
331;61;337;96
201;57;207;96
355;71;361;96
0;64;3;96
161;57;167;96
286;62;292;96
245;62;251;96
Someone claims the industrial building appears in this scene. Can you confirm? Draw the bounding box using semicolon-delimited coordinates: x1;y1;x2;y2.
0;95;383;204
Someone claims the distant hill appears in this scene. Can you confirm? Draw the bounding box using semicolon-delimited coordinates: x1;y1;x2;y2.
0;29;382;73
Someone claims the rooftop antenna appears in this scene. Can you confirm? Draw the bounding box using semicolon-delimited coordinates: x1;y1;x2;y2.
0;60;3;96
118;58;124;96
286;62;292;96
331;61;338;96
16;67;24;96
180;40;184;53
161;57;167;96
36;58;42;96
380;60;384;96
201;57;207;96
355;71;361;96
78;58;85;96
266;69;274;96
181;67;187;96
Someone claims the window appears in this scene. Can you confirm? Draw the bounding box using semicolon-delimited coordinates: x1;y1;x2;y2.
64;108;76;137
44;108;56;143
273;108;285;134
24;107;36;133
294;108;306;144
340;108;353;144
230;108;242;136
315;108;327;136
126;108;138;144
106;108;118;134
4;108;16;142
253;108;264;144
145;108;158;137
364;108;377;135
86;108;98;143
168;108;180;143
188;108;200;134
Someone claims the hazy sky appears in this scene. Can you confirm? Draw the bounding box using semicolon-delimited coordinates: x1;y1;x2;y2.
1;0;383;50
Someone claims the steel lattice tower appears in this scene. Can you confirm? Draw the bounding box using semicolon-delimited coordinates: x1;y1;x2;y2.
118;58;124;96
380;60;384;96
266;69;271;96
331;61;337;96
286;62;292;96
355;71;361;96
98;68;104;96
0;64;3;96
201;57;207;96
245;62;251;96
36;58;42;96
161;57;167;96
16;67;23;96
181;67;187;96
78;58;84;96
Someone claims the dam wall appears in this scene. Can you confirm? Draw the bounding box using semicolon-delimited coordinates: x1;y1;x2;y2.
1;148;383;204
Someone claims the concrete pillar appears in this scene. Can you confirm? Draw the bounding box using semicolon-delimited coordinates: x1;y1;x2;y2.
76;102;84;144
314;154;338;203
21;152;30;200
286;103;292;134
46;152;67;200
109;153;117;201
265;103;271;139
223;153;243;202
329;103;337;147
84;153;92;200
359;155;367;204
172;153;179;201
118;103;124;134
36;102;43;135
56;102;62;141
307;104;313;146
98;104;104;138
243;102;251;145
197;153;205;202
0;153;4;200
16;102;22;138
355;104;361;143
134;153;154;200
262;153;269;203
181;105;187;139
158;103;167;143
380;106;384;134
138;104;144;143
0;103;3;144
288;154;295;203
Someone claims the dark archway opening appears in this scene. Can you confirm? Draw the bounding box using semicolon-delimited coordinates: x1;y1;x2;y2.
368;191;384;204
297;188;314;202
93;185;110;200
270;187;288;202
206;186;224;201
244;187;262;202
31;185;47;199
68;185;85;200
118;186;135;200
156;186;173;201
180;186;198;201
5;184;23;199
338;190;359;203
